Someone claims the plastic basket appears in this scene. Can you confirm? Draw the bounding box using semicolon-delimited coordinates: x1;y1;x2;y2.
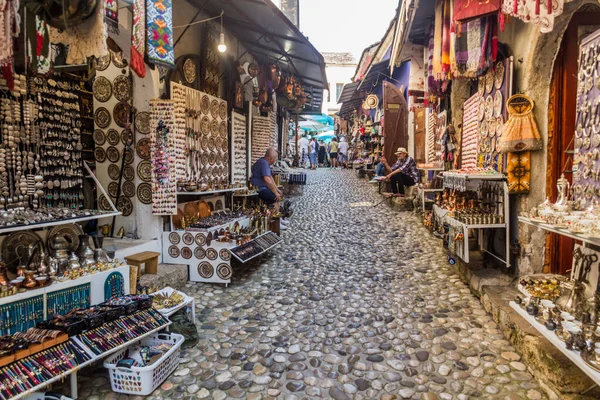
24;393;73;400
103;332;184;395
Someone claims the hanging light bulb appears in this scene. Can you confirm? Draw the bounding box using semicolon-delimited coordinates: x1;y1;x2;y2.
218;13;227;53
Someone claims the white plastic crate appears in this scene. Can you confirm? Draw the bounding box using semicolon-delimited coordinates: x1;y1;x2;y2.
24;394;73;400
103;332;184;395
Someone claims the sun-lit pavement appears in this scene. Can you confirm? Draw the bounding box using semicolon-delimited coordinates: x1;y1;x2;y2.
79;168;545;400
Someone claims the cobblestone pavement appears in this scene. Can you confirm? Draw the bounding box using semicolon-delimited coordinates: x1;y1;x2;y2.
80;169;546;400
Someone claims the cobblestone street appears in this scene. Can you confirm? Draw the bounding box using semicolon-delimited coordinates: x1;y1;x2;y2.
83;169;545;400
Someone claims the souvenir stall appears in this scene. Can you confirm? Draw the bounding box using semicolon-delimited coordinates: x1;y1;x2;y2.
512;29;600;384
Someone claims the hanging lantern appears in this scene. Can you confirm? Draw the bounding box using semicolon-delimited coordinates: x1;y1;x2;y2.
286;80;294;98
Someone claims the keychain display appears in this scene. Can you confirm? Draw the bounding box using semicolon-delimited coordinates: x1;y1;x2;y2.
149;100;177;215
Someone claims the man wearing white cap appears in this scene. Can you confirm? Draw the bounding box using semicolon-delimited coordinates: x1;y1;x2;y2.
380;147;419;196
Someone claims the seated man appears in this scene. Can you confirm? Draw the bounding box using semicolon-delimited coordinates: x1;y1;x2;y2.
381;147;419;196
251;148;288;227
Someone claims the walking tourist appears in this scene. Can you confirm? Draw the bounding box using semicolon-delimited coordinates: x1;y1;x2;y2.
382;147;419;196
318;140;327;167
309;138;318;169
250;148;288;228
329;137;339;168
298;134;309;168
338;136;349;168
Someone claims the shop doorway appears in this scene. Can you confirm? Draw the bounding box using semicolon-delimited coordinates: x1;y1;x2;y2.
546;8;600;274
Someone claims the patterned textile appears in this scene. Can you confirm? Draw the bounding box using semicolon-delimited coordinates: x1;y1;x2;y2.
501;0;563;33
441;0;452;75
453;16;497;78
498;95;542;153
146;0;174;68
432;0;443;77
507;151;531;194
454;0;501;21
130;0;146;77
105;0;118;32
26;10;51;75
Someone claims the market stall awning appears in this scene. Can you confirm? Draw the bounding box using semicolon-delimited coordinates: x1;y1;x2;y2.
190;0;327;113
337;82;360;104
357;60;392;92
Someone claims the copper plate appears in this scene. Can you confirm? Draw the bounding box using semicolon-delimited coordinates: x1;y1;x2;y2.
494;91;503;118
113;74;131;102
95;53;111;71
183;232;194;245
222;139;228;153
93;76;112;103
485;70;494;94
107;129;120;145
210;119;219;136
112;50;128;68
216;264;232;280
169;232;181;245
494;61;505;90
198;262;214;278
106;146;120;163
113;102;131;128
124;148;134;164
117;196;133;216
137;182;152;204
95;147;106;163
208;137;215;151
108;164;120;180
135;111;150;134
183;58;197;83
184;202;199;219
99;194;112;211
201;95;210;115
93;129;106;146
123;165;135;182
198;201;211;218
210;100;219;119
138;160;152;182
108;181;119;198
181;247;192;259
95;107;111;128
496;116;504;137
194;247;206;259
219;102;227;120
219;248;231;261
122;181;135;198
168;245;180;258
201;116;210;135
47;224;83;253
195;233;206;246
206;248;218;260
136;138;151;160
219;121;227;138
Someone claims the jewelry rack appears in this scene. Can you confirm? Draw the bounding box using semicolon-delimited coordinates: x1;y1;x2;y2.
230;231;282;263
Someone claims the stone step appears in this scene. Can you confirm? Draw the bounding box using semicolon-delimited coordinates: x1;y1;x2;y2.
138;263;188;292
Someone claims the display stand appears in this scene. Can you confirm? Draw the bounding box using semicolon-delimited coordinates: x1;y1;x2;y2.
518;217;600;248
230;232;282;263
437;173;510;267
419;188;443;212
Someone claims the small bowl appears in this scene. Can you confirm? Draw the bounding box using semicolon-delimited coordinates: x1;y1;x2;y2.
10;279;22;288
35;276;47;285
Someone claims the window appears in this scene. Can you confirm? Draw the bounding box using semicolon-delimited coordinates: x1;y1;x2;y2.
336;83;344;102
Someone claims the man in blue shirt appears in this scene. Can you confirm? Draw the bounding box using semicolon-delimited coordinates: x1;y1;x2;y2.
251;148;284;210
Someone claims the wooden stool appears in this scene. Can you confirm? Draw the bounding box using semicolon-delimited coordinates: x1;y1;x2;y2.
125;251;161;275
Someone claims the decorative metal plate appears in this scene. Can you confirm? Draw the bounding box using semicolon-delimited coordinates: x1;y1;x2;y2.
222;139;228;153
478;78;485;97
113;75;131;102
219;102;227;120
95;147;106;163
210;100;219;119
168;245;180;258
113;102;131;128
47;223;83;253
95;53;111;71
480;120;488;138
201;136;209;151
195;233;206;246
124;148;134;164
2;231;43;273
137;183;152;204
108;181;119;198
216;263;232;280
135;111;151;134
198;262;214;278
107;129;120;146
494;91;503;118
219;249;231;261
215;199;223;210
99;194;112;211
485;70;494;94
117;196;133;216
108;164;120;180
201;117;210;135
478;97;485;121
168;232;180;245
121;129;134;147
136;138;151;160
182;232;194;245
208;137;215;151
138;160;152;182
183;58;197;83
95;107;111;128
122;181;135;198
194;247;206;259
201;95;210;115
181;247;192;260
106;146;120;163
210;119;219;136
206;248;218;260
93;129;106;146
93;76;112;102
123;164;135;181
219;121;227;138
484;95;494;120
209;152;216;165
495;61;505;90
112;50;128;68
496;115;504;137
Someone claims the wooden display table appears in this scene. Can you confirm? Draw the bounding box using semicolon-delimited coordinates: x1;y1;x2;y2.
125;251;161;275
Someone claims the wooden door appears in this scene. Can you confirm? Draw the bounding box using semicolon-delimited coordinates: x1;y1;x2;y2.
414;107;426;164
383;81;408;165
546;11;600;274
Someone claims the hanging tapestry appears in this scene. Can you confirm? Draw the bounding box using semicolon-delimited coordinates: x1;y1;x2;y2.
506;151;531;194
441;0;452;75
26;10;52;75
454;0;501;22
453;16;497;78
131;0;146;77
105;0;119;32
501;0;563;33
146;0;174;68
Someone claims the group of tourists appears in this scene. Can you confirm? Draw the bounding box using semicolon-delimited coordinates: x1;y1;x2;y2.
297;134;348;169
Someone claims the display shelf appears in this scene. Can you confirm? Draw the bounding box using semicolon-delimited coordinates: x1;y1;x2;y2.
518;216;600;248
419;188;443;212
230;232;282;263
233;192;259;198
176;187;247;196
0;211;121;235
182;216;250;233
509;301;600;387
150;287;196;320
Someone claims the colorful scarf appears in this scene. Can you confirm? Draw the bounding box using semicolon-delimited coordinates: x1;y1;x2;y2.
454;18;485;77
441;0;452;75
26;10;51;75
146;0;174;68
432;0;443;77
105;0;119;33
130;0;146;77
477;16;497;77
